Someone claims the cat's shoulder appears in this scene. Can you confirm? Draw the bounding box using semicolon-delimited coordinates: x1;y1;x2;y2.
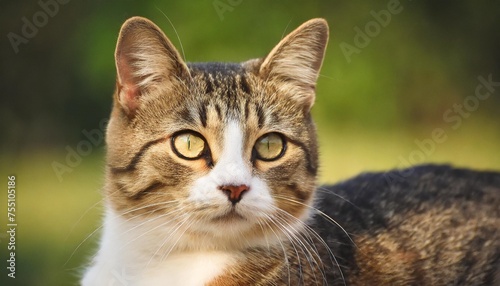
314;164;500;230
319;164;500;201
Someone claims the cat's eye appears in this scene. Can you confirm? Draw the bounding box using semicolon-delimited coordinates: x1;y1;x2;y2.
254;133;286;161
171;131;206;160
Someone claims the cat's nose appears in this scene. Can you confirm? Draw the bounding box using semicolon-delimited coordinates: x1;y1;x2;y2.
219;184;249;204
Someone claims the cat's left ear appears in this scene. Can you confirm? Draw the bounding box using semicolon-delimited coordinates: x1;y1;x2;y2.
259;19;329;111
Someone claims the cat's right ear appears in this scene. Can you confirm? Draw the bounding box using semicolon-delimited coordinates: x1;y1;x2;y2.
257;19;329;111
114;17;190;117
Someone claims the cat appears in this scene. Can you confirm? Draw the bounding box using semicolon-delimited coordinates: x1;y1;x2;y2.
81;16;500;285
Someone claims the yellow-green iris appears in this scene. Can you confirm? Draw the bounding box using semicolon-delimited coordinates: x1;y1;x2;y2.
255;133;285;161
172;132;205;159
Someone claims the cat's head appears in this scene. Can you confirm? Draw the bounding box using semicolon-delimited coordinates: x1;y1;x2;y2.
105;17;328;250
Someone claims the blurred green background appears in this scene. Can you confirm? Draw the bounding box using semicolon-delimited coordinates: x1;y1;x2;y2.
1;0;499;285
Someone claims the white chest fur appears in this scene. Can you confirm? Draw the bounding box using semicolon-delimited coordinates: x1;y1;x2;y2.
82;212;236;286
140;252;235;286
83;251;234;286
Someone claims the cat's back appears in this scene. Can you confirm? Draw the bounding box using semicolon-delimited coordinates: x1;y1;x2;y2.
313;164;500;285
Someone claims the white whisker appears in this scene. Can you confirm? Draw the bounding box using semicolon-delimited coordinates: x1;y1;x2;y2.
147;214;193;268
155;6;186;62
272;209;326;285
274;194;349;285
275;194;357;249
119;208;188;251
260;215;292;285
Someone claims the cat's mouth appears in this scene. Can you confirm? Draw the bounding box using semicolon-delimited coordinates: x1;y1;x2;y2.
211;209;246;223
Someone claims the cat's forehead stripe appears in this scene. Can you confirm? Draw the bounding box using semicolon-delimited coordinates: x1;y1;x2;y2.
198;103;208;128
214;103;222;119
189;63;251;98
244;100;250;122
255;103;265;129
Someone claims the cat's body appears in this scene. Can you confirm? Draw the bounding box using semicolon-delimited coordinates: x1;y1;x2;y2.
315;165;500;285
82;17;500;285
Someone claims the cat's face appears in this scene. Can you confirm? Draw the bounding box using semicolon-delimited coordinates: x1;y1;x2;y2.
104;17;328;250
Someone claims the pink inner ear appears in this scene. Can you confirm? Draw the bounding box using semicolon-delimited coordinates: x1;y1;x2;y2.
117;55;141;114
120;83;140;113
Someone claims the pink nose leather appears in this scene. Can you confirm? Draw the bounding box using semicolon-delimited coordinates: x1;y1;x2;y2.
220;185;249;204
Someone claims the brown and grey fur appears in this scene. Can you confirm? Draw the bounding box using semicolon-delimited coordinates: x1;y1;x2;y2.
84;16;500;285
